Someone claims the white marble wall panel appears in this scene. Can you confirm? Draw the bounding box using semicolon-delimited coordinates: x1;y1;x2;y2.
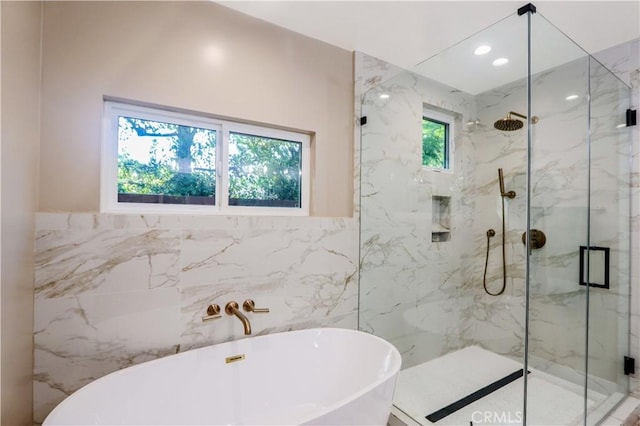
354;52;404;217
33;213;358;423
358;59;478;370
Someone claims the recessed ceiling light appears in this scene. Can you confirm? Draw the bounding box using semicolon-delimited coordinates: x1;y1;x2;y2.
492;58;509;67
565;94;579;101
474;45;491;55
379;94;390;99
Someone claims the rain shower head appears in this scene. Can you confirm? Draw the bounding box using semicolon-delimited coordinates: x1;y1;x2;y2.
494;111;538;131
494;115;524;131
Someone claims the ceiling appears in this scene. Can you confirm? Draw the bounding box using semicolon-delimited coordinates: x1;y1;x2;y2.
219;1;640;80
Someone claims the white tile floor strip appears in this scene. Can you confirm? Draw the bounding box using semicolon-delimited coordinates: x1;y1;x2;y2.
600;396;640;426
392;346;611;426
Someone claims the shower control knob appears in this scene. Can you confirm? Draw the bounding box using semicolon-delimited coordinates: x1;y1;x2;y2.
522;229;546;249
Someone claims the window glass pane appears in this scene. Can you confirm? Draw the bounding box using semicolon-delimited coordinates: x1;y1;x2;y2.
422;117;449;169
117;116;216;205
228;132;302;208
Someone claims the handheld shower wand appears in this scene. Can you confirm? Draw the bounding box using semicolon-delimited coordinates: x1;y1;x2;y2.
498;168;516;199
483;169;515;296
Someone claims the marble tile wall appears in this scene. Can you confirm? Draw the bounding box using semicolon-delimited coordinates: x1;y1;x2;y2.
357;36;638;395
33;213;358;423
353;52;404;217
358;66;479;368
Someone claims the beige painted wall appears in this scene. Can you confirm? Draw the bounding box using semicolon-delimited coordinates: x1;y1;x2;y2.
39;1;354;217
1;1;41;424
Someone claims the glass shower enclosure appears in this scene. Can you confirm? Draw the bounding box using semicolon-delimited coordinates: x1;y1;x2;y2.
358;4;632;425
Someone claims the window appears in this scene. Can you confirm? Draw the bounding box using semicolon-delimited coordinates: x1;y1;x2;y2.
101;101;310;215
422;106;453;171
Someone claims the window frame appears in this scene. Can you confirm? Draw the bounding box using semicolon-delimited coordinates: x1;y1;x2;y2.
101;101;310;216
422;106;454;173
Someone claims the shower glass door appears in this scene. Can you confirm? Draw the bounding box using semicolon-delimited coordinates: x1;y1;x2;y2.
527;12;632;425
585;56;632;423
526;13;592;424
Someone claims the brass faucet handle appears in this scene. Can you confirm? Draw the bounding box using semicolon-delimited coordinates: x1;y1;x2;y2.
243;299;270;313
225;301;239;315
201;304;222;322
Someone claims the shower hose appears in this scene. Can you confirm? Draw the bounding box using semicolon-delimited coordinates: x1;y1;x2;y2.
483;195;507;296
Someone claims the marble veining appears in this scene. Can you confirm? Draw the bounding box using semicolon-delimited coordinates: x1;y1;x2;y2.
358;36;637;407
33;213;358;423
34;39;639;424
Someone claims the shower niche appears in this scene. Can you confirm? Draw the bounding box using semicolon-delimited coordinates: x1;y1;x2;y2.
431;195;451;242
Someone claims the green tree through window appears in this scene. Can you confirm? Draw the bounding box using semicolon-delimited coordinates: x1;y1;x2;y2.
228;132;302;207
117;117;217;205
422;117;449;169
104;101;310;213
115;117;303;208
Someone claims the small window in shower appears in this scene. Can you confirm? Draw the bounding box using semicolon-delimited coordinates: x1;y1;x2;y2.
422;106;452;170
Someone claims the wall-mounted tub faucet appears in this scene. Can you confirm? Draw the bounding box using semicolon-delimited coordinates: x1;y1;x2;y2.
225;301;252;335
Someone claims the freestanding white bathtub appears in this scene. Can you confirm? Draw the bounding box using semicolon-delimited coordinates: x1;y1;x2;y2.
44;328;401;425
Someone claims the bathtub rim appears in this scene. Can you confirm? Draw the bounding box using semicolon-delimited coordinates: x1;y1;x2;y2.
43;327;402;425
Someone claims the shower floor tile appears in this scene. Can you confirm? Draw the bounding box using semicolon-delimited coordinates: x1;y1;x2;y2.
393;346;608;426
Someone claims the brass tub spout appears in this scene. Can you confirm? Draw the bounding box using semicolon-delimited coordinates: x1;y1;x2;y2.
225;301;252;335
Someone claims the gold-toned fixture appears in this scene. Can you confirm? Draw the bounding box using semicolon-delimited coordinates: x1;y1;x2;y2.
242;299;270;313
494;111;539;131
201;304;221;322
225;354;245;364
498;168;516;199
483;168;518;296
522;229;547;250
225;301;252;335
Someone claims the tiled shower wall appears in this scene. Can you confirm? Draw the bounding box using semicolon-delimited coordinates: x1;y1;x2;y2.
33;214;358;422
358;67;478;368
357;36;639;393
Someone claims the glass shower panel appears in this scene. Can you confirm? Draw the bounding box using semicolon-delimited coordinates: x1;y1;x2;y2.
527;12;591;424
585;56;631;425
359;70;423;365
359;67;479;424
359;67;474;369
527;12;631;425
360;13;531;425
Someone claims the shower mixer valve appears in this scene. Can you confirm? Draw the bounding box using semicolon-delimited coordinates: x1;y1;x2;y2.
522;229;546;250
